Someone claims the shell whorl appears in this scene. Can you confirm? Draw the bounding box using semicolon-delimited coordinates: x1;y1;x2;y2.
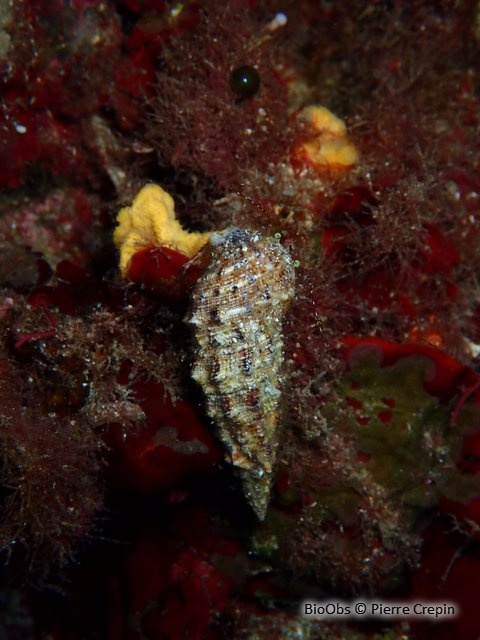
187;228;295;519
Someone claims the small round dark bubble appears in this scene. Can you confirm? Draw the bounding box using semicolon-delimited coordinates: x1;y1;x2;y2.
230;65;260;98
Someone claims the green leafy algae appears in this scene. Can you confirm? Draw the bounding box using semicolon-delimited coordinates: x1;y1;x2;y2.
325;353;480;511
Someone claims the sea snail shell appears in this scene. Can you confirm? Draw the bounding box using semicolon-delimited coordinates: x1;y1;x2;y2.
187;228;295;519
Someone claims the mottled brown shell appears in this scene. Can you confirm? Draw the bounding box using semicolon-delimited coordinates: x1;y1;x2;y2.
187;228;295;519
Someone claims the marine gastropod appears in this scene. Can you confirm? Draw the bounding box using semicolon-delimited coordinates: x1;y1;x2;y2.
187;228;295;519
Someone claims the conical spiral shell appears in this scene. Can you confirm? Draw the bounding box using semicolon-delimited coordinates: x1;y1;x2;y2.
187;228;295;519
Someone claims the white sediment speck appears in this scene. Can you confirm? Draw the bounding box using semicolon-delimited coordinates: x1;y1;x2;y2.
266;12;287;32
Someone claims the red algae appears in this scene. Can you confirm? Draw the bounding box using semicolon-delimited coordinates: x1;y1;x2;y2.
412;521;480;640
148;0;292;192
126;245;205;296
106;380;222;495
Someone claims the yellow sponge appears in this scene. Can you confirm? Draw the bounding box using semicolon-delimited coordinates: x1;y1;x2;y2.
296;105;359;170
114;184;211;277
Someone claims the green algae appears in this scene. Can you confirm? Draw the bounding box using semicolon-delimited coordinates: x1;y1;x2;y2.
323;353;480;512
